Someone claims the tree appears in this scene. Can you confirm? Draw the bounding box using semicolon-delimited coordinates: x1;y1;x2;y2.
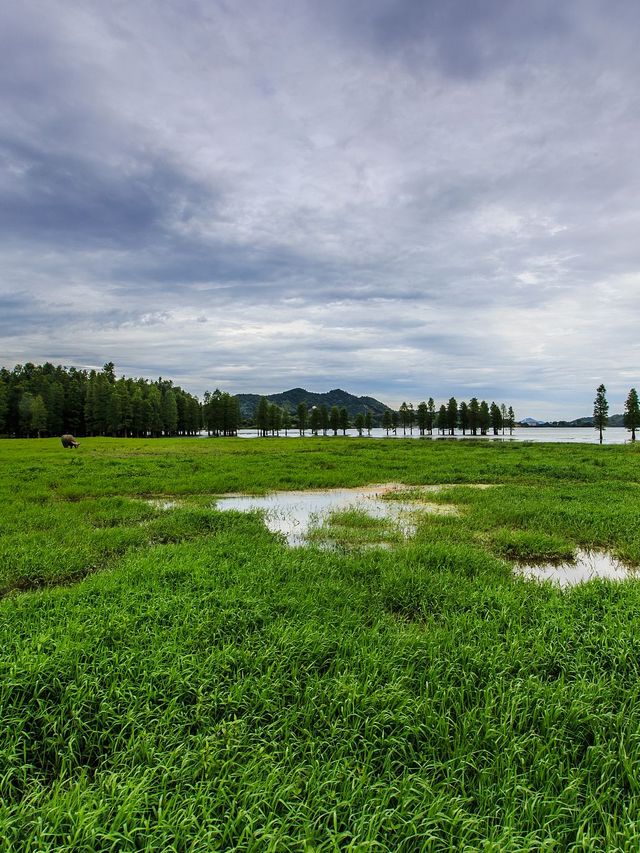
281;408;292;436
507;406;515;435
309;407;322;436
500;404;508;436
339;407;349;435
365;410;373;435
446;397;458;435
30;395;48;437
161;388;178;436
436;404;447;435
490;402;502;436
468;398;479;436
354;412;365;436
319;404;329;437
417;402;428;435
256;397;269;437
459;401;469;435
0;379;8;434
479;401;490;436
329;405;341;436
296;402;307;436
382;409;392;435
593;384;608;444
399;402;409;435
427;398;436;435
624;388;639;442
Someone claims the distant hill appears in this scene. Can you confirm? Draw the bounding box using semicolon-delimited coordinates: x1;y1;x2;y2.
520;414;625;428
236;388;392;423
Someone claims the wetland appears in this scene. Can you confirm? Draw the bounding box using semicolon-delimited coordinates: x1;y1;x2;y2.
2;436;640;849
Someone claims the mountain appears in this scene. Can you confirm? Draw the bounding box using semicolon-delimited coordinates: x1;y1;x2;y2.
236;388;392;423
520;414;625;428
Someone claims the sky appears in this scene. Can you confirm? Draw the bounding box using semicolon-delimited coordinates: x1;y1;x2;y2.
1;0;639;419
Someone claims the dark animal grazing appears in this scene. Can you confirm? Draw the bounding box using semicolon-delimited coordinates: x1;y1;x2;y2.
61;434;80;448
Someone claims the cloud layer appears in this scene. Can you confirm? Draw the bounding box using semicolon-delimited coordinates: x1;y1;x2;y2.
2;0;639;417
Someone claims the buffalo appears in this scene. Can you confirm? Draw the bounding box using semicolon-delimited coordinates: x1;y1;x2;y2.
61;434;80;448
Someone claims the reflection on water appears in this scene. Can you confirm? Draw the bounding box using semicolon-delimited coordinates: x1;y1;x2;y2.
514;550;638;587
228;427;632;445
215;484;457;547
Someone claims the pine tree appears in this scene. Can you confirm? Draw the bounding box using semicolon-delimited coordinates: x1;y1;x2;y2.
354;413;365;436
479;401;490;436
417;402;428;435
459;401;469;435
339;407;349;435
593;384;608;444
256;397;269;437
329;406;340;436
468;398;480;436
30;395;48;438
490;402;502;436
446;397;458;435
624;388;639;442
427;398;436;435
296;402;307;436
436;404;447;435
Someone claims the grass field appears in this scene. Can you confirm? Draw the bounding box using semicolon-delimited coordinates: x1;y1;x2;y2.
2;437;640;850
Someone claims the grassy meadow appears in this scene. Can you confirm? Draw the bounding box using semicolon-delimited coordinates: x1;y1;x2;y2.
2;436;640;850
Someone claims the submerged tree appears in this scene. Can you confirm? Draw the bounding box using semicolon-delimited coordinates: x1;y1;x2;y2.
593;384;608;444
624;388;639;442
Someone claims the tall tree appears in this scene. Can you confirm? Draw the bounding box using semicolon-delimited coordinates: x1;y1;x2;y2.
364;410;373;435
490;402;502;436
458;401;469;435
256;397;270;437
624;388;639;442
30;395;48;438
354;412;365;436
399;402;409;435
446;397;458;435
329;405;341;436
468;398;479;436
339;407;349;435
593;384;608;444
417;401;428;436
309;407;322;436
427;398;436;435
296;402;307;436
382;409;392;436
507;406;515;435
436;404;447;435
479;401;490;436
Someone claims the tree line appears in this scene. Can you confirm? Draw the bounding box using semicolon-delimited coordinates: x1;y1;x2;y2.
0;362;240;438
252;396;516;437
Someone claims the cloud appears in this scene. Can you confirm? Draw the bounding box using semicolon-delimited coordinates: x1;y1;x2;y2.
1;0;640;418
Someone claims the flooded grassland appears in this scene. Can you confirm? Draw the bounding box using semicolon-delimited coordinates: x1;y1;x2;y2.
2;436;640;849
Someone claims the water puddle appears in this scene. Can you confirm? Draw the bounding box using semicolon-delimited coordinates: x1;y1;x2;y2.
144;498;181;510
214;483;459;547
514;550;638;587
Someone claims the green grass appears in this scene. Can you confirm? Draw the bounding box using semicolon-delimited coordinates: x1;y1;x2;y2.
1;437;640;849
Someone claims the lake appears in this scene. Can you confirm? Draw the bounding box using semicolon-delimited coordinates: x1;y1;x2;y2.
232;427;633;444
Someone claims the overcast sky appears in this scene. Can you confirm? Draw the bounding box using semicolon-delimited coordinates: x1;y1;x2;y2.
1;0;639;418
